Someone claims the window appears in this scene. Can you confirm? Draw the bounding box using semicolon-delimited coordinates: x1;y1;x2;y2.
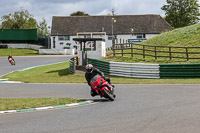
58;36;70;41
84;35;91;38
60;42;63;45
53;37;55;48
64;36;70;40
136;34;146;39
58;36;64;41
108;35;117;40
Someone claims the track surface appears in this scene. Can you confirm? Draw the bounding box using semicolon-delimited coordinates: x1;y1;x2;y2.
1;56;200;133
0;55;74;76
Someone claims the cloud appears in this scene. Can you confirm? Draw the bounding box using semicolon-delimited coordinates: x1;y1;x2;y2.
110;0;166;15
0;0;180;26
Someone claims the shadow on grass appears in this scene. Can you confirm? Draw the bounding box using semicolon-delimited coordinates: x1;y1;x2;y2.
46;68;70;76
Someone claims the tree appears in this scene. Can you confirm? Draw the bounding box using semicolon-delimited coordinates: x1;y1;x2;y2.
70;11;89;16
1;8;50;36
37;17;50;36
161;0;200;28
1;8;37;29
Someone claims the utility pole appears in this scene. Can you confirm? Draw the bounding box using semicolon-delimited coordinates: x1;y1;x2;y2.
111;8;116;47
112;8;115;16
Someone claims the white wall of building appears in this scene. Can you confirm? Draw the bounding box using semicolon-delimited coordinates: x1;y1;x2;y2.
105;33;159;48
51;36;77;49
79;41;106;65
51;33;159;50
87;41;106;59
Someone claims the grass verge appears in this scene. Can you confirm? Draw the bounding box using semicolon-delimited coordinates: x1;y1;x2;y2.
0;48;38;57
2;61;200;84
0;98;82;111
2;61;86;83
104;50;200;64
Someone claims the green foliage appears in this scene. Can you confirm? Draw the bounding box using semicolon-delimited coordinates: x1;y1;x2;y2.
1;8;50;36
37;17;50;36
70;11;89;16
1;8;37;29
161;0;200;28
141;23;200;47
105;23;200;64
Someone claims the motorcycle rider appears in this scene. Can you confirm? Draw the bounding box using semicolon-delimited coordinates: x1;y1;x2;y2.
85;64;114;97
8;54;14;64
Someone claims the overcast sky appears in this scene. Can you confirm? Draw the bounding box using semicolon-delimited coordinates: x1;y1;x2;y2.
0;0;171;26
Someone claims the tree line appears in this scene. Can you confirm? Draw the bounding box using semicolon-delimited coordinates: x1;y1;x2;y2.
0;8;50;36
0;9;89;36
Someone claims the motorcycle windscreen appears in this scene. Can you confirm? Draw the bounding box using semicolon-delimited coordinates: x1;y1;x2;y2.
90;75;101;86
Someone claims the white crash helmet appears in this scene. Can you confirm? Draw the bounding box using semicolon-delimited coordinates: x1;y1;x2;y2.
86;64;93;73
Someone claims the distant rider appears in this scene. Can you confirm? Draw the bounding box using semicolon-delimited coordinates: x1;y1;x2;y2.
8;54;14;63
85;64;113;97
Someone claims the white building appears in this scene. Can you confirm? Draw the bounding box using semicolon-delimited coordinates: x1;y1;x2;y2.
50;14;172;51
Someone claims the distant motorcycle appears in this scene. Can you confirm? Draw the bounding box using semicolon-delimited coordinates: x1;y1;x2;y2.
8;57;15;66
90;75;116;101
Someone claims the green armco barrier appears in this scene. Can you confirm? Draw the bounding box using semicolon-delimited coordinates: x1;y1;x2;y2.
160;63;200;79
88;58;109;74
69;58;75;74
88;58;200;79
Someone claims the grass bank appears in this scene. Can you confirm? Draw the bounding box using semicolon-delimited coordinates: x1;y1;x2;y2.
2;61;200;84
141;23;200;47
105;23;200;64
0;98;82;111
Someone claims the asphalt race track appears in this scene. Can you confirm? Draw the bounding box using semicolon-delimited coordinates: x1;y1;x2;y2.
0;55;74;76
1;56;200;133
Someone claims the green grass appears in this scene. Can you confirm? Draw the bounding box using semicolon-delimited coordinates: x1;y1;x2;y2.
0;98;82;111
103;54;200;64
2;61;86;83
2;61;200;84
0;48;38;56
141;23;200;47
0;62;83;111
105;23;200;64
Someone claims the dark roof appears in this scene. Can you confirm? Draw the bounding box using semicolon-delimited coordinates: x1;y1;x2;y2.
51;15;172;36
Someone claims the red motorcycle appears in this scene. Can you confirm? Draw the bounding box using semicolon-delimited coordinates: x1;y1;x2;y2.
8;57;15;66
90;75;116;101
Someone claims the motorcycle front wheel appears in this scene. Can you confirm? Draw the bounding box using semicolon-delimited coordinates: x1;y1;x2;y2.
102;88;115;101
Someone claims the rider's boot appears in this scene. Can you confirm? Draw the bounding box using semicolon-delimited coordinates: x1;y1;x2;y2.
90;89;98;97
111;84;115;88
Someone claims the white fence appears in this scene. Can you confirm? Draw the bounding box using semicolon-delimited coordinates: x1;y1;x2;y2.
7;44;42;50
39;49;75;55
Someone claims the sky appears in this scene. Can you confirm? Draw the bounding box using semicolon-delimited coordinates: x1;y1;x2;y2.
0;0;169;27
